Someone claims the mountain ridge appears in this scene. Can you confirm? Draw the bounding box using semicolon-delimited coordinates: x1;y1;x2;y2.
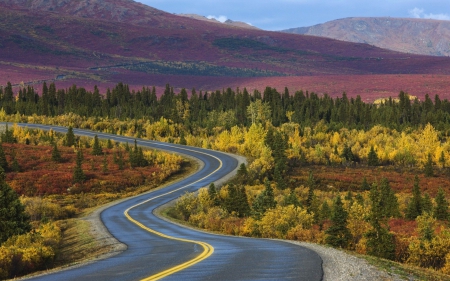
283;17;450;57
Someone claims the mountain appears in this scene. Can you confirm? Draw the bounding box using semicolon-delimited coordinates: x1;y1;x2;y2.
178;14;259;30
283;17;450;57
2;0;450;100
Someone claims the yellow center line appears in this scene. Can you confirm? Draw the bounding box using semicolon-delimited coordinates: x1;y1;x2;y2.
123;144;223;281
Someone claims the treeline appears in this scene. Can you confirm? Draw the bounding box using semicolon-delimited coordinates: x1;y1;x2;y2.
2;82;450;132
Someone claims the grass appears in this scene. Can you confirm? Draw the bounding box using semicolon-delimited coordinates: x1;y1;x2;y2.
54;219;111;266
363;255;450;281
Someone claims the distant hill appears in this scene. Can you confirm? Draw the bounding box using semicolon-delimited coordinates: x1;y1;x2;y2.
178;14;259;30
2;0;450;100
283;17;450;57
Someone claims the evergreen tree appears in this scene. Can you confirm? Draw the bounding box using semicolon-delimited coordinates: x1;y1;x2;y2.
224;184;250;218
66;126;75;147
434;188;449;221
306;171;316;213
179;130;187;145
406;175;422;220
0;143;8;171
355;193;364;206
208;183;220;206
361;176;370;191
367;146;379;166
422;192;433;214
439;150;446;169
379;178;400;218
11;156;20;172
51;142;62;162
73;150;85;183
424;153;434;177
325;196;352;248
236;163;249;184
107;139;113;149
252;180;277;219
341;143;354;162
92;135;102;156
1;124;16;144
365;180;396;260
283;189;301;207
117;148;124;170
0;167;31;244
365;220;396;260
102;153;108;174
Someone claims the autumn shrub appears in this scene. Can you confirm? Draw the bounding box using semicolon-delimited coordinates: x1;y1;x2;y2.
258;205;313;239
175;192;199;221
0;222;61;279
21;197;76;222
286;225;325;244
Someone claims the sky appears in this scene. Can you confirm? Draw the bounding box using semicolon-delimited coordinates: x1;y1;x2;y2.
136;0;450;30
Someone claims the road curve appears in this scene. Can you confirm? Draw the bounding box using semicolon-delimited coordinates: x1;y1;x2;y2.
15;123;323;281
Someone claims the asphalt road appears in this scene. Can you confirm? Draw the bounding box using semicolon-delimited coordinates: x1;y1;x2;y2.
15;123;323;281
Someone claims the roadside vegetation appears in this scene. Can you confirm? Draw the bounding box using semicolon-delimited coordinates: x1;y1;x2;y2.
0;125;185;279
2;81;450;278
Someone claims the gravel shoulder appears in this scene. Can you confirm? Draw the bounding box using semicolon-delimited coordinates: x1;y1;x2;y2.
286;241;406;281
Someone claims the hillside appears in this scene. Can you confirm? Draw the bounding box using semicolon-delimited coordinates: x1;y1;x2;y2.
2;0;450;99
283;17;450;57
178;14;259;30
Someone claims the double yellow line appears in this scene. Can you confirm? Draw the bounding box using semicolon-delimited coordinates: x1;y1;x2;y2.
123;145;222;280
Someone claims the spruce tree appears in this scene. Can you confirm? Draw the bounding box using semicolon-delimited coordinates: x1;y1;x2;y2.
107;139;113;149
379;178;400;218
422;193;433;214
365;180;396;260
11;156;20;172
236;163;249;184
283;189;301;207
252;180;277;219
424;153;434;177
208;183;220;206
0;167;31;244
439;150;446;169
51;142;62;162
73;150;85;183
102;153;108;174
306;170;316;213
367;146;379;166
179;131;187;145
117;148;124;170
66;126;75;147
1;124;16;144
225;184;250;218
0;143;8;171
325;196;352;248
406;175;422;220
361;176;370;191
434;188;449;221
92;135;102;156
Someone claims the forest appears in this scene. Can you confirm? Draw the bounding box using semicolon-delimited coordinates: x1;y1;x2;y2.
2;81;450;278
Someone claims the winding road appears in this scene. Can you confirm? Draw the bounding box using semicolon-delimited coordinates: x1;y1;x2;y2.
16;123;323;281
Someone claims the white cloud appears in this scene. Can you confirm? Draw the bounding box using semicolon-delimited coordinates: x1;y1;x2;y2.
409;7;450;20
408;7;423;18
424;13;450;20
206;15;228;22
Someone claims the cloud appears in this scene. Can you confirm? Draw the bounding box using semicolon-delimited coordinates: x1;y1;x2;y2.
206;15;228;22
408;7;423;18
409;7;450;20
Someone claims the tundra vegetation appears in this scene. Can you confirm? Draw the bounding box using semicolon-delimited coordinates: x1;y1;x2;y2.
2;81;450;278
